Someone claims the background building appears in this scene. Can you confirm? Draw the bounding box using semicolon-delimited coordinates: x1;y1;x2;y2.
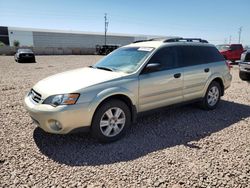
0;26;159;55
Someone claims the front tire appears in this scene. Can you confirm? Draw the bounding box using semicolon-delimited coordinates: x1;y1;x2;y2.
91;99;131;142
200;81;221;110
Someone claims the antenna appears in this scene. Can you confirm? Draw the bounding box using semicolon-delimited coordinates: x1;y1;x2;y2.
104;13;109;46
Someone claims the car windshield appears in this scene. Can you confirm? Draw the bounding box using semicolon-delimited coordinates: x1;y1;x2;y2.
18;49;32;53
93;47;154;73
216;45;230;51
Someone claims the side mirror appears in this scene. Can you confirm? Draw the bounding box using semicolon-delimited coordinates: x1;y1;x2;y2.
143;63;161;73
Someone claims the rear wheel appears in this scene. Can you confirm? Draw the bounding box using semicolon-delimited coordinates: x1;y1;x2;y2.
91;99;131;142
239;71;250;81
200;81;221;110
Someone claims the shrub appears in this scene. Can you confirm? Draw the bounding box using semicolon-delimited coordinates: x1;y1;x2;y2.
13;40;20;47
0;41;5;47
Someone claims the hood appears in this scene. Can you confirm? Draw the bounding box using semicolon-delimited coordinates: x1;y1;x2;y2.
19;52;34;54
33;67;126;97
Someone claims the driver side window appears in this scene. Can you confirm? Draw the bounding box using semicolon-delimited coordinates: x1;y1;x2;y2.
146;47;177;72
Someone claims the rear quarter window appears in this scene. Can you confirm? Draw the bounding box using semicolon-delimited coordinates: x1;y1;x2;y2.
200;46;225;63
177;46;224;67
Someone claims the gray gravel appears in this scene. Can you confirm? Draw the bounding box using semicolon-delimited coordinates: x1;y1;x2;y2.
0;55;250;188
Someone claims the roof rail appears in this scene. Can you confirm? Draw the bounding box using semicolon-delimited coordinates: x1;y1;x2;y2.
164;38;208;43
132;40;150;43
133;37;180;43
132;37;209;44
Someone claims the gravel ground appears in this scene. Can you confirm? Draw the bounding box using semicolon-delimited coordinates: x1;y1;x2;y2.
0;55;250;188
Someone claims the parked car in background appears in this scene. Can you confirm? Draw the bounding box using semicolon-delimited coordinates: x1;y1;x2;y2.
24;37;232;142
216;44;244;62
15;49;36;63
239;50;250;80
96;44;121;55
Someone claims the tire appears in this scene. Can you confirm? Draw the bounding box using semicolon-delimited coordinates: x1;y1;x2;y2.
91;99;131;142
200;81;222;110
239;71;250;81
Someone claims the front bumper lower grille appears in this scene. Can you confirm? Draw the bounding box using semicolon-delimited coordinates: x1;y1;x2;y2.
29;89;42;103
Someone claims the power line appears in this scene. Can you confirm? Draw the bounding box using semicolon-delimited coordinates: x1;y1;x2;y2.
238;26;242;43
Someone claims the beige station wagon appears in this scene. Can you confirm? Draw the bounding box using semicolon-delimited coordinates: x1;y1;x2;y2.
24;37;232;142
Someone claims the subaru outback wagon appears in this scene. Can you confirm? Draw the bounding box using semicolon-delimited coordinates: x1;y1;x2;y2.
24;37;232;142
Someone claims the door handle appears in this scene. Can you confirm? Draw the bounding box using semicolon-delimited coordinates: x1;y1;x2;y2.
174;73;181;78
204;68;210;73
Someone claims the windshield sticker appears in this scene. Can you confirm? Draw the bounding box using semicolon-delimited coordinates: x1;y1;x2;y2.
137;47;154;52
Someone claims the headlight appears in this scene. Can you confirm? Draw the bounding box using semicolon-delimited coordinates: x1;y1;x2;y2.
43;93;80;106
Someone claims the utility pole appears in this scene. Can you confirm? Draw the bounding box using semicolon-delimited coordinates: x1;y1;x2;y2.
238;26;242;43
104;13;109;46
229;35;232;44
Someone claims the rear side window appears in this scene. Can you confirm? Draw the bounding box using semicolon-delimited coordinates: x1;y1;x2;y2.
231;45;242;50
245;53;250;62
177;46;202;66
177;46;224;67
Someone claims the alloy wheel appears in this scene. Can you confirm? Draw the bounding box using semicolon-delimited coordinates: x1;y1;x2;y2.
207;86;219;106
100;107;126;137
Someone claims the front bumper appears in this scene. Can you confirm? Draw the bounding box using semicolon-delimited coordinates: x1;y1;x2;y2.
239;62;250;73
24;95;92;134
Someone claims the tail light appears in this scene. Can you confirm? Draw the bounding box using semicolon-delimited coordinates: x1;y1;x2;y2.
225;60;232;71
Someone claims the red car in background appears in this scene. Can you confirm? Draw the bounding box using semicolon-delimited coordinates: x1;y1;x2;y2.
216;44;244;62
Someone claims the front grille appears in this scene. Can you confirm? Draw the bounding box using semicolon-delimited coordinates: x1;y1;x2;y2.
31;117;40;126
29;89;42;103
20;54;33;58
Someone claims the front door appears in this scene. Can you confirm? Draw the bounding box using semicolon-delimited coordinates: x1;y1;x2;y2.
138;47;183;112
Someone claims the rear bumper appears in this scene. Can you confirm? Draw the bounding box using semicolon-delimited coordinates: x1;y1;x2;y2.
239;62;250;73
224;72;232;90
24;95;92;134
18;57;35;60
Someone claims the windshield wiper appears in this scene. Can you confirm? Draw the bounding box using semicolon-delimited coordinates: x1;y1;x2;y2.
95;66;114;72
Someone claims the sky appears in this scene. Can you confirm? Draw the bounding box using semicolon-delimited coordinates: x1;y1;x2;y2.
0;0;249;45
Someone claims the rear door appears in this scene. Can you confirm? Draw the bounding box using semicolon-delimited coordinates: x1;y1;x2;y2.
230;45;243;60
177;45;212;101
138;46;183;112
230;45;237;60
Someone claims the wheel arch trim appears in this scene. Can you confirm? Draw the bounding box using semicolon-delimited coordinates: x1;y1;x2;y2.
88;87;137;123
202;74;225;97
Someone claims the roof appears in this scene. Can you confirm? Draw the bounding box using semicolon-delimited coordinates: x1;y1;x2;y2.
125;37;212;49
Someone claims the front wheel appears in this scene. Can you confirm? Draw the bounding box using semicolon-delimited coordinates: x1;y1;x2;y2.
200;81;221;110
91;99;131;142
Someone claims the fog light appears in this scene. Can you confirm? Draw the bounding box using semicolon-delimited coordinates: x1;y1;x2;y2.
48;120;62;131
